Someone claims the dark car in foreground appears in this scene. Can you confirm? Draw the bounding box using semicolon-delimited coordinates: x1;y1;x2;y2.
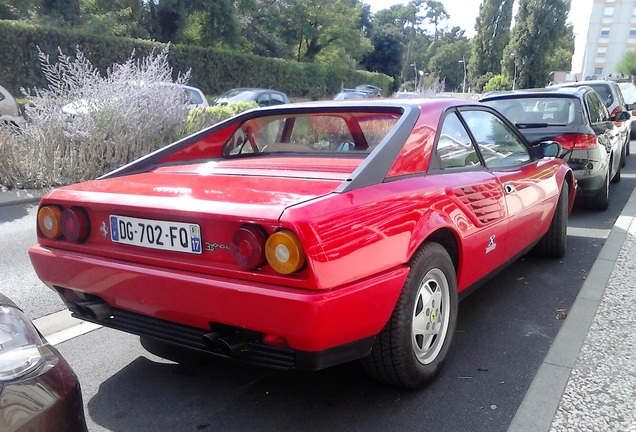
212;88;290;107
0;293;87;432
482;87;628;210
29;98;574;389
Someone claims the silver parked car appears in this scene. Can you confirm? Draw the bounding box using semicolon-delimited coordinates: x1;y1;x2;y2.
482;86;628;210
0;84;26;127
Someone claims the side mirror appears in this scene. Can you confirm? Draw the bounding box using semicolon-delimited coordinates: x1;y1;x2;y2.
539;140;563;158
612;110;631;122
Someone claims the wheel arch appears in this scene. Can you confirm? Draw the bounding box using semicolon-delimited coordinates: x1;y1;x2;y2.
410;227;460;276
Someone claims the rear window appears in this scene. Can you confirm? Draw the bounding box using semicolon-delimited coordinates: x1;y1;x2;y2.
485;97;580;126
223;112;401;156
587;84;613;107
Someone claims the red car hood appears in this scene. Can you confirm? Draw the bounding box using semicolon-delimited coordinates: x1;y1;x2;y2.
45;158;360;220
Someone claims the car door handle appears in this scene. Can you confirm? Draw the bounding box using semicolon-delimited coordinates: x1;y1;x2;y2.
504;184;516;194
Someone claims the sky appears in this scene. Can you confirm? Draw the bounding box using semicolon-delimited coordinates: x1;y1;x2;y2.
363;0;592;73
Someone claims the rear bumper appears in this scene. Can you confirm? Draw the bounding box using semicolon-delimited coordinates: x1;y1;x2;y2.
28;245;408;368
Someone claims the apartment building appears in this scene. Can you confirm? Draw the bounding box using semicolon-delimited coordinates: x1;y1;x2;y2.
581;0;636;78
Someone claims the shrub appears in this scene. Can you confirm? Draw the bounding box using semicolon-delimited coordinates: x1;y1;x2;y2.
183;101;258;136
0;46;191;188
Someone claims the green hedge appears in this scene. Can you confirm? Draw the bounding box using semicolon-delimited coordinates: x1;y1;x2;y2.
0;20;392;100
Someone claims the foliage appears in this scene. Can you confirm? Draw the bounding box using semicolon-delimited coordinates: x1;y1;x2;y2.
183;101;258;136
502;0;570;89
0;46;191;188
0;20;391;100
483;74;511;92
469;0;514;92
428;39;471;92
618;51;636;76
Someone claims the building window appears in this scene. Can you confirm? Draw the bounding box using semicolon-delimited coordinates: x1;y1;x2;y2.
600;28;610;37
630;29;636;37
594;67;604;76
604;7;614;16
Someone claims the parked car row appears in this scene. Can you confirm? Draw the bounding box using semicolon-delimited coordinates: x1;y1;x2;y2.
333;84;382;100
482;79;635;210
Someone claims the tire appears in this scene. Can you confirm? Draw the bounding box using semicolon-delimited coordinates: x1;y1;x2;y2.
362;242;458;389
611;164;621;183
535;184;568;258
587;171;610;211
620;142;627;167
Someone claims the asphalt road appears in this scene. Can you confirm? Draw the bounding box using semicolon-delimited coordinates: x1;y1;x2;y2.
2;142;634;431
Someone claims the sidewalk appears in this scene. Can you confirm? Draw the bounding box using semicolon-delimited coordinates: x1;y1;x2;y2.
3;187;636;431
509;185;636;431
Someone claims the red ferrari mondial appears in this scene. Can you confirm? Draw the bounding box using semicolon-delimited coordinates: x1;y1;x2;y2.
29;98;575;388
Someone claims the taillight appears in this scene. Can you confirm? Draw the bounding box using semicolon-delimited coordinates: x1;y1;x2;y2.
37;206;63;239
610;106;621;117
265;229;306;274
60;207;90;242
230;224;267;269
553;134;597;150
37;205;90;242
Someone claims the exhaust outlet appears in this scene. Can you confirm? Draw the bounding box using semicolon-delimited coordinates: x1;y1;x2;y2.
202;331;225;350
217;333;249;355
75;301;112;320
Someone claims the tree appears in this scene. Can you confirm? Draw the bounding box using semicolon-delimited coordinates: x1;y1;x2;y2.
280;0;371;63
502;0;570;89
618;51;636;76
423;0;448;42
428;39;470;91
362;26;405;80
39;0;81;26
469;0;514;92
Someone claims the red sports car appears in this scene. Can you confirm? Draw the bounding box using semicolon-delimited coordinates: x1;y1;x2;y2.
29;99;575;389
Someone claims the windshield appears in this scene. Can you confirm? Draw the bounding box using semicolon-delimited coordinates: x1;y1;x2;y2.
485;97;580;126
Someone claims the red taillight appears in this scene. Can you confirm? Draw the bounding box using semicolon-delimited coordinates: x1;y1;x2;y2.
60;207;90;242
230;224;267;269
553;134;597;150
610;106;621;117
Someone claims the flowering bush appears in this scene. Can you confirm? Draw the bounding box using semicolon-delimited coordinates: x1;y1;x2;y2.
0;46;192;188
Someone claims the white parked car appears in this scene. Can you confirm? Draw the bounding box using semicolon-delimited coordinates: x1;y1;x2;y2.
0;84;26;127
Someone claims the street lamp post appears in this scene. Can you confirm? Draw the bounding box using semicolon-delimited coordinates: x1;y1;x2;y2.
458;56;467;93
410;62;418;92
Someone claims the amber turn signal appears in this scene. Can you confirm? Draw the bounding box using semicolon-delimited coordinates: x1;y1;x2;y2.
37;206;63;239
265;229;306;274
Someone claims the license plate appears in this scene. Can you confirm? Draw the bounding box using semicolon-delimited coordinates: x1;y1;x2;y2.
109;215;202;254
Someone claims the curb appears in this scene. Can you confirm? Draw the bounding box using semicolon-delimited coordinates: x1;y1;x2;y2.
507;181;636;431
0;188;48;207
